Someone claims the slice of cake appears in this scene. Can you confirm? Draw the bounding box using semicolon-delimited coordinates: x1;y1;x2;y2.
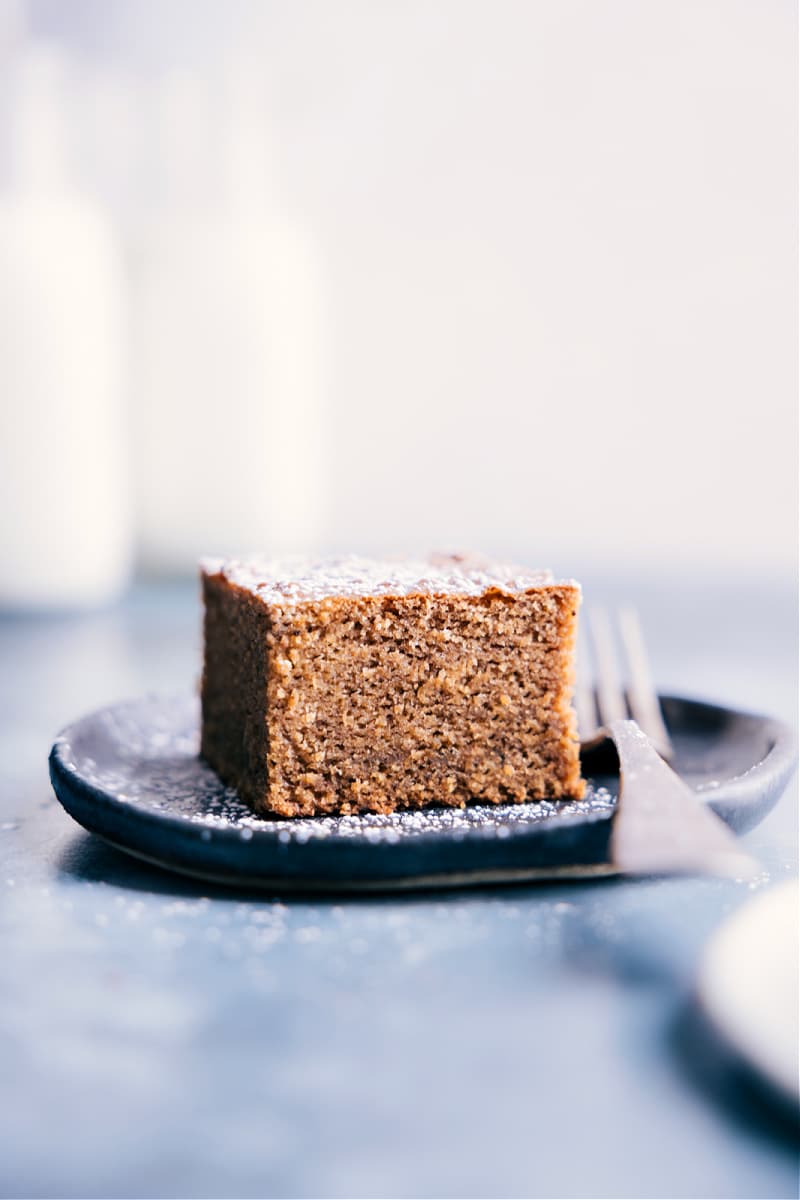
200;553;584;817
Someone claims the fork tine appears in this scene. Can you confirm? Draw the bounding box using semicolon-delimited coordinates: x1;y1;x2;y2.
587;608;628;727
617;606;673;759
574;620;599;745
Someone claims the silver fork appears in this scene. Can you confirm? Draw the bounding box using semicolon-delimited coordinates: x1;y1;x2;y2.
577;606;673;758
578;607;757;879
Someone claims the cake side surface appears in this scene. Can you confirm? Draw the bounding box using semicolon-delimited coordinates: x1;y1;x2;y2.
263;585;582;817
200;555;584;818
200;570;272;809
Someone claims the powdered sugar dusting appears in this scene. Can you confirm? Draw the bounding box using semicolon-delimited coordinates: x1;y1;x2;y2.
201;553;566;605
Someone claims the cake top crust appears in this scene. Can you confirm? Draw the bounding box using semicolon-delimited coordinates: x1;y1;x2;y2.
201;552;573;605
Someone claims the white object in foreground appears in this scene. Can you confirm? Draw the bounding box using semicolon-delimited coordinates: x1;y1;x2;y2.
697;879;799;1109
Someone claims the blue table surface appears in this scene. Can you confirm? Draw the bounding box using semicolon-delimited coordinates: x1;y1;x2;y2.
1;572;797;1200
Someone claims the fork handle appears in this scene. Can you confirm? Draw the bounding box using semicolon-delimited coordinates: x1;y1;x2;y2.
608;719;757;879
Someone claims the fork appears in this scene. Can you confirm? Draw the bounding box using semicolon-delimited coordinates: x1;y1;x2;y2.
577;607;673;759
578;607;757;879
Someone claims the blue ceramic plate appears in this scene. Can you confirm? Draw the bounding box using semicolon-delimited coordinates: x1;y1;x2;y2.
49;693;795;892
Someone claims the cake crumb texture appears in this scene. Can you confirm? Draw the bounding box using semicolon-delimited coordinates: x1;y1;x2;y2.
201;554;584;817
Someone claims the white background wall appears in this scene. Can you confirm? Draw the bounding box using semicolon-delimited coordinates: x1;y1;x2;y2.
279;0;797;575
3;0;797;597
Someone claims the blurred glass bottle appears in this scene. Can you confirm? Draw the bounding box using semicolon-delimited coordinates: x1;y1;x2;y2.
0;43;131;608
131;62;323;572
